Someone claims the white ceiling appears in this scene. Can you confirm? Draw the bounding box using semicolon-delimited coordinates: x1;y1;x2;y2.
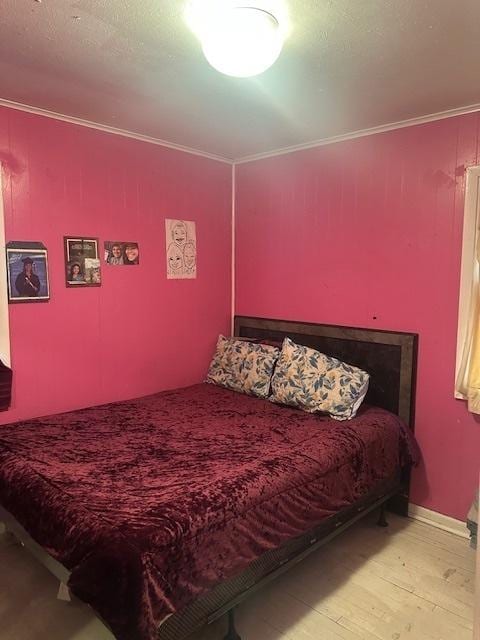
1;0;480;160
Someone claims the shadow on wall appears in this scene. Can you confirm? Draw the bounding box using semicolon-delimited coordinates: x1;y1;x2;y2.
0;152;24;178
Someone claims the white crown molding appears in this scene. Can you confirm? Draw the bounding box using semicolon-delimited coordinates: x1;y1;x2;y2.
0;98;232;165
408;503;470;539
2;97;480;166
235;102;480;164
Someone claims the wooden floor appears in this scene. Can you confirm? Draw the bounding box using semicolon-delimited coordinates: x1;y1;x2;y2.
0;513;476;640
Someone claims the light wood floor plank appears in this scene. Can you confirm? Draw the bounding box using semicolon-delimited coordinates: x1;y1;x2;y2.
316;546;475;619
0;513;475;640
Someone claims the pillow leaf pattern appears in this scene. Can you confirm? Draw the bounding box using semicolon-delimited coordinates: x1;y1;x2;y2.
270;337;370;420
206;335;280;399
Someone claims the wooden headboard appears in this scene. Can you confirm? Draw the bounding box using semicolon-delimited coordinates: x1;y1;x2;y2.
234;316;418;429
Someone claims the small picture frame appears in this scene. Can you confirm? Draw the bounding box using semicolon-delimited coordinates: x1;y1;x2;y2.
6;243;50;303
104;241;140;266
64;237;101;287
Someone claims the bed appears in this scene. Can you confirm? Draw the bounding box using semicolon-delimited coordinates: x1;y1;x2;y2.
0;316;418;640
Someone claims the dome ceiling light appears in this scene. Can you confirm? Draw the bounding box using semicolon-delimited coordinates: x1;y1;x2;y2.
186;2;286;78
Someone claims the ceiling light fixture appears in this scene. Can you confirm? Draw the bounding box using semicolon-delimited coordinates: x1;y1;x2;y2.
187;3;285;78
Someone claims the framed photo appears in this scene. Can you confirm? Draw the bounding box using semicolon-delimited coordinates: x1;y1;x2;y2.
64;237;101;286
6;244;50;303
104;241;140;266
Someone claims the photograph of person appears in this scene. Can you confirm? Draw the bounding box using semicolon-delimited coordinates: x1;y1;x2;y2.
6;247;50;302
123;242;139;265
16;257;40;296
106;243;124;265
68;262;84;282
84;258;101;283
64;237;101;286
104;241;140;265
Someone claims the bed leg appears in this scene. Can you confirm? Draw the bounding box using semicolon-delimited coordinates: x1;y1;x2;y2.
57;582;72;602
377;504;389;527
223;609;241;640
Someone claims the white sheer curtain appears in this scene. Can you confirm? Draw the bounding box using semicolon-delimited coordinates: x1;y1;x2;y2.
456;167;480;413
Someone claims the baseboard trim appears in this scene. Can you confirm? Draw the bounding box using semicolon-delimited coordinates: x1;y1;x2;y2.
408;504;469;539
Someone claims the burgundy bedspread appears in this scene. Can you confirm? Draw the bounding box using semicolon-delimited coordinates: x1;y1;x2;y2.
0;384;418;640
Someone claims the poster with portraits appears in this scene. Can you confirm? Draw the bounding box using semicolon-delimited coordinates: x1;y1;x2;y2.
6;243;50;303
64;237;101;286
165;219;196;279
104;241;140;266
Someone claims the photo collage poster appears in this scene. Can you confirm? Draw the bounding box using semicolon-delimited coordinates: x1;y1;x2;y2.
64;237;101;286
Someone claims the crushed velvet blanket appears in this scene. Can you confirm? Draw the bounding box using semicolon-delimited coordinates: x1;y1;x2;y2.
0;384;418;640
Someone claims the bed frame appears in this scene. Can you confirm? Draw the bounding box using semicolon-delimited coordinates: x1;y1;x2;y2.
234;316;418;517
0;316;418;640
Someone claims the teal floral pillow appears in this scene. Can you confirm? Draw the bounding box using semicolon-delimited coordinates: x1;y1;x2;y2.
206;335;280;399
270;337;369;420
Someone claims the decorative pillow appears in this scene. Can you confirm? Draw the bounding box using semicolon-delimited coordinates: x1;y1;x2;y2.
270;337;369;420
206;335;280;398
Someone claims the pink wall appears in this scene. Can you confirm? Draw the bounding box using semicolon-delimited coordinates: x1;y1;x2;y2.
236;112;480;521
0;107;231;423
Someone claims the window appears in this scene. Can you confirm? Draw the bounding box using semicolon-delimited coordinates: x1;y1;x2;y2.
455;166;480;407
